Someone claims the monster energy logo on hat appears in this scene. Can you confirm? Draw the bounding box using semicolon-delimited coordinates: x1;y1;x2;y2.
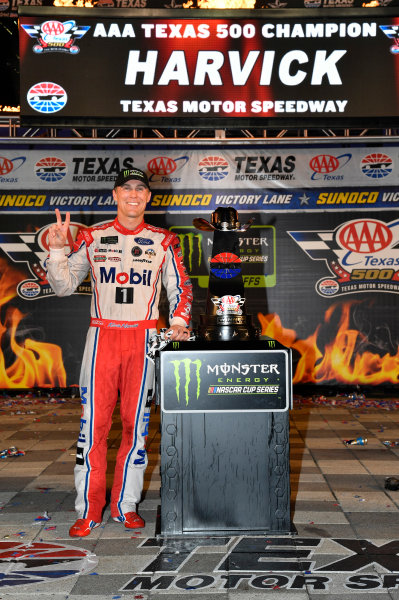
114;167;150;189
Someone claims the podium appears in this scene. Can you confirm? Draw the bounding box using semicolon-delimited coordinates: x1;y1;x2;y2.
157;339;293;536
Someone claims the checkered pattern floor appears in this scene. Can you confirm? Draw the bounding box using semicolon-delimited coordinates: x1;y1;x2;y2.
0;393;399;598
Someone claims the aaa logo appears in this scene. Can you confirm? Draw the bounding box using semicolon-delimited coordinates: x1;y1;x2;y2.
337;219;393;253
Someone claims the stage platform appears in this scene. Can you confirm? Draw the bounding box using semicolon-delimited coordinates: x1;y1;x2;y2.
0;392;399;599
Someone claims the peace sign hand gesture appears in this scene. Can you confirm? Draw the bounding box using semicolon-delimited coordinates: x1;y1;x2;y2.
48;208;70;249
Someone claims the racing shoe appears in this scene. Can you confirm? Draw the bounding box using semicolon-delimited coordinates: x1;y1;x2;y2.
113;511;145;529
69;518;100;537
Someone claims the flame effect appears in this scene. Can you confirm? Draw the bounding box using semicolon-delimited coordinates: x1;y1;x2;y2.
0;106;20;113
157;315;167;332
258;302;399;385
184;0;256;7
0;263;66;389
53;0;94;6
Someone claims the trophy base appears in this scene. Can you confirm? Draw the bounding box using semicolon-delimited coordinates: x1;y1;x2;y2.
198;314;259;342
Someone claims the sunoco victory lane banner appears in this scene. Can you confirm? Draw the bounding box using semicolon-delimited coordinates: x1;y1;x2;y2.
0;139;398;389
18;8;399;126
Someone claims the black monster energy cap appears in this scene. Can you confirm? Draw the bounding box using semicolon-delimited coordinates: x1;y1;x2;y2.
114;167;150;189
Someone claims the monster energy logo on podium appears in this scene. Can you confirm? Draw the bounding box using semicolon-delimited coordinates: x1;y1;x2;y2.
193;207;259;342
161;349;290;413
171;358;201;406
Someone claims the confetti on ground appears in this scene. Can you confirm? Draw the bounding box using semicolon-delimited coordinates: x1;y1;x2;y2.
294;393;399;410
34;512;50;522
0;447;25;459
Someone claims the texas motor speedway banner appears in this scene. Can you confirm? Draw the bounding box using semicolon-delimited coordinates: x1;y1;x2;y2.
0;139;398;388
2;141;399;211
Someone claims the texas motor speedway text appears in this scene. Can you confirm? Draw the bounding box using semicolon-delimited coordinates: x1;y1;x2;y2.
119;98;349;115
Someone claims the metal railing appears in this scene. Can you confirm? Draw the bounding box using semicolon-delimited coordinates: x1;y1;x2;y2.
0;115;397;140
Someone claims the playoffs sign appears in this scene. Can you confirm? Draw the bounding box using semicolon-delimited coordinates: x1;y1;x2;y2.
18;9;399;125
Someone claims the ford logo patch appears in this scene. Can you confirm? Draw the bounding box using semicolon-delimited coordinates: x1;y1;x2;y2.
134;237;154;245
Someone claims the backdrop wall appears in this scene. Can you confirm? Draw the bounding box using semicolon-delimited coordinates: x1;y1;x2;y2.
0;138;398;389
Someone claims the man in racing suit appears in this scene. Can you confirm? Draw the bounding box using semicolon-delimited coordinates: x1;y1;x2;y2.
45;167;192;537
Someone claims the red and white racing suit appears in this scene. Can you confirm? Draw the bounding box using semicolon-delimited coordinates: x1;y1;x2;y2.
46;218;192;523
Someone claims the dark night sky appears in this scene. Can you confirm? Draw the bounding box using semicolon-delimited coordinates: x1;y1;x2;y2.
0;18;19;106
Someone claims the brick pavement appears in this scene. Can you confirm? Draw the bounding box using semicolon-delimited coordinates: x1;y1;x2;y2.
0;393;398;599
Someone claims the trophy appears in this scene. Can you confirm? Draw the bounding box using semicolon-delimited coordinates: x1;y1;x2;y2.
194;207;259;342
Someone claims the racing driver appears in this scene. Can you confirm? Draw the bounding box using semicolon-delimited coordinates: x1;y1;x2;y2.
45;167;192;537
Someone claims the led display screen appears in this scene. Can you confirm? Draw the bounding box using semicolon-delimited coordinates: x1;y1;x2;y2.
18;7;399;127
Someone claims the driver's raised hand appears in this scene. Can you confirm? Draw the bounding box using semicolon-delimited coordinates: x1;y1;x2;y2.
48;209;70;249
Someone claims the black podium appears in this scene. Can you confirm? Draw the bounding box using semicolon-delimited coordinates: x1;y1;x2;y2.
157;339;293;536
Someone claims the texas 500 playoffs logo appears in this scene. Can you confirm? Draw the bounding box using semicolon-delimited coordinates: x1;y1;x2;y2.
288;217;399;297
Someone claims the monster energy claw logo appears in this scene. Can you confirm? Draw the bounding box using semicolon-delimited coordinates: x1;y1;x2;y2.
177;232;202;272
171;358;202;406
